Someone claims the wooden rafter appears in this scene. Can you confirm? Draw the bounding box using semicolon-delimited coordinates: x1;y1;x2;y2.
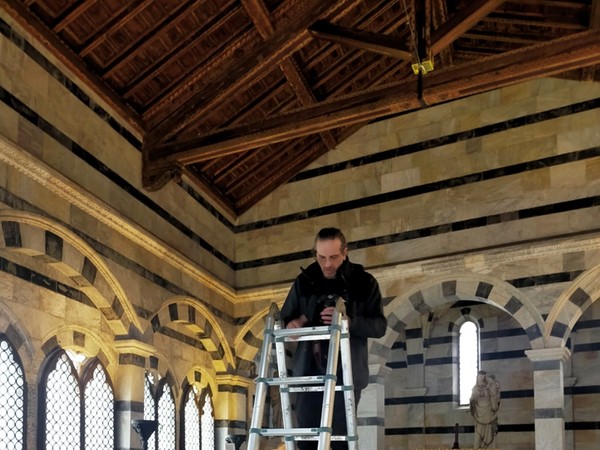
143;0;356;147
308;20;413;61
431;0;505;55
242;0;337;149
143;28;600;173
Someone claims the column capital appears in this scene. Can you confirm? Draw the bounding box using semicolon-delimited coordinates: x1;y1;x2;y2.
216;373;253;389
114;339;157;357
525;347;571;364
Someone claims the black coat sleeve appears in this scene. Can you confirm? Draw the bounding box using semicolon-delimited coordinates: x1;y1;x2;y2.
346;271;387;339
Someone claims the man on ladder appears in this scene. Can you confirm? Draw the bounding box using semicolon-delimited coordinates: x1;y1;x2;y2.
280;227;387;449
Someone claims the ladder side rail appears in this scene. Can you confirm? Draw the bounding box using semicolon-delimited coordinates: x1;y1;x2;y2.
317;307;344;450
247;307;278;450
339;317;359;450
273;319;296;450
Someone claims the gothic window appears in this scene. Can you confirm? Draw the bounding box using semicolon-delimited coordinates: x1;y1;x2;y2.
183;387;201;449
144;373;157;450
157;380;176;450
182;385;215;450
41;350;114;449
0;335;26;449
459;320;480;405
83;362;115;449
200;391;215;450
144;373;176;450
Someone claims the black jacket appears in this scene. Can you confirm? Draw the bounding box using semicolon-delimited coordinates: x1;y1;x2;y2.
280;258;387;390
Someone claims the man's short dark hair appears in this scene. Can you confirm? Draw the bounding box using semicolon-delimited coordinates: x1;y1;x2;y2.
313;227;347;255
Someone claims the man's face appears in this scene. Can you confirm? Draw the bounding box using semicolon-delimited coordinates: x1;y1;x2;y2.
314;238;347;279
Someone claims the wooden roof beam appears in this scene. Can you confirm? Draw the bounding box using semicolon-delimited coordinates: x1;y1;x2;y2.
142;29;600;175
242;0;337;149
431;0;505;55
143;0;358;147
308;20;413;61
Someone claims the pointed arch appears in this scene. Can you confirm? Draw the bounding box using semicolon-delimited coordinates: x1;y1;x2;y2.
0;210;141;335
150;296;235;373
41;325;118;380
545;262;600;347
0;299;35;368
233;302;283;376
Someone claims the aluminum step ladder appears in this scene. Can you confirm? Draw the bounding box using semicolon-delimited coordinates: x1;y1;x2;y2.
247;298;358;450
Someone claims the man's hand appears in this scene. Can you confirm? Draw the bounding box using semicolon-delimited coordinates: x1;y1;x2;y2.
320;306;350;326
286;314;308;329
320;306;335;325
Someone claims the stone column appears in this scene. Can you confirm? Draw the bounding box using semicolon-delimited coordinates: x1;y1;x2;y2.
525;347;571;450
358;363;391;450
113;339;156;450
214;374;252;450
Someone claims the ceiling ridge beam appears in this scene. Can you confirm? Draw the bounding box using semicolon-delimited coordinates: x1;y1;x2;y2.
142;29;600;172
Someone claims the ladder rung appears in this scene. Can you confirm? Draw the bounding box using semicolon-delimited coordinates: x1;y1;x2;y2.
271;325;336;341
251;427;319;437
287;385;349;393
257;375;327;386
250;428;353;441
256;375;354;392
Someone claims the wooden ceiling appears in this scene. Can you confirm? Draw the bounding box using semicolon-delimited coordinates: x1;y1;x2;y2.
3;0;600;216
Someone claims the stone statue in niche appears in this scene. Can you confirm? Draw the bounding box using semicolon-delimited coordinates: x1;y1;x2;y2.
469;370;501;449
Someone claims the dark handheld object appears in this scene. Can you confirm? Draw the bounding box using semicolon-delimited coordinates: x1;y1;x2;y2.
308;294;340;324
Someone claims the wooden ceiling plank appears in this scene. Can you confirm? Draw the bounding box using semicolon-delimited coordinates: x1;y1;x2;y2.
480;15;588;31
234;138;327;212
143;0;356;147
100;0;200;78
308;20;413;61
143;28;600;171
212;151;259;184
53;0;95;33
1;0;144;133
79;0;151;57
122;0;240;98
431;0;505;56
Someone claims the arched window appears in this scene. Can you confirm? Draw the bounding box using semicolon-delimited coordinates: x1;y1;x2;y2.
41;350;114;449
459;320;479;405
200;391;215;450
83;362;114;449
183;386;201;449
157;380;176;450
145;372;176;450
182;385;215;450
144;373;157;450
0;335;26;449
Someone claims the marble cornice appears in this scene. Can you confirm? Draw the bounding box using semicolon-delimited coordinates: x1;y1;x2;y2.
372;233;600;284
